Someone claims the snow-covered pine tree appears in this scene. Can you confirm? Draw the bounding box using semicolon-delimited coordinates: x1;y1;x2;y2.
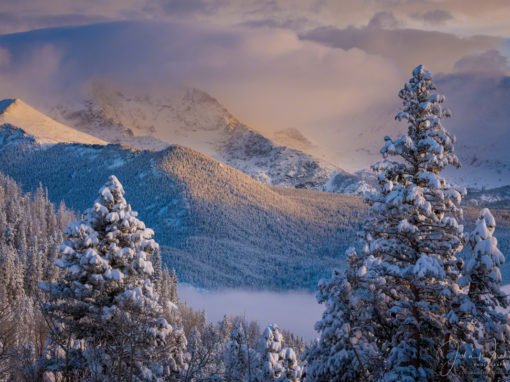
24;244;44;296
276;347;302;382
303;247;381;381
362;65;469;380
159;265;179;308
281;331;305;361
152;247;163;285
219;315;235;344
0;174;76;379
257;324;302;382
0;243;40;378
41;175;188;380
224;322;250;381
43;232;64;283
0;244;25;379
0;297;15;380
307;65;470;381
459;208;510;378
258;324;284;381
0;244;25;306
170;267;179;303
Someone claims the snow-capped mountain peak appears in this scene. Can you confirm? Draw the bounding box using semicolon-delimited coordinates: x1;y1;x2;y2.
0;98;106;145
49;82;370;194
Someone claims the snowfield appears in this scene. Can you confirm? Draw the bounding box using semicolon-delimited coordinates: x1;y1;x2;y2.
0;98;106;145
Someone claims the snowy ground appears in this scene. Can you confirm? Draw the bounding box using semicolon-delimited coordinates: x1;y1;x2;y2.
179;284;322;341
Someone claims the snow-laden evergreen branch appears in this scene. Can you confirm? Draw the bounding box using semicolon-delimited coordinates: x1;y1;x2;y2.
305;65;510;381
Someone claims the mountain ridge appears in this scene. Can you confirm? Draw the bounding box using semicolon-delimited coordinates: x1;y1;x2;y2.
0;122;508;289
0;98;106;145
0;123;361;289
2;95;508;208
48;83;369;194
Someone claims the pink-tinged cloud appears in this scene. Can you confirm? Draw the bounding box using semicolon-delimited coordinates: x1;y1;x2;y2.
0;19;509;187
0;21;401;141
300;24;503;74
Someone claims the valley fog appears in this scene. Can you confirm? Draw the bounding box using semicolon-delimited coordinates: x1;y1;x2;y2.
179;284;323;341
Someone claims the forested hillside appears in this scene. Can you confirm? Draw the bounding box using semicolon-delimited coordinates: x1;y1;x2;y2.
1;127;509;289
0;174;75;378
0;129;365;289
0;174;305;381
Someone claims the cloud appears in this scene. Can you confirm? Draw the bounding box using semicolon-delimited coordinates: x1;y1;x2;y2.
0;46;9;67
300;24;503;74
179;285;322;341
0;21;401;153
239;17;315;31
0;43;62;101
435;71;510;187
436;72;510;153
3;0;510;37
145;0;229;17
0;18;509;185
0;12;113;34
367;11;401;29
411;9;454;25
454;49;509;74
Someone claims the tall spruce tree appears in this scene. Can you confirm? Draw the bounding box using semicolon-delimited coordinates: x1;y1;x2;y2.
369;65;469;380
306;65;474;381
276;347;302;382
365;65;472;380
257;324;284;381
257;324;302;382
41;175;188;380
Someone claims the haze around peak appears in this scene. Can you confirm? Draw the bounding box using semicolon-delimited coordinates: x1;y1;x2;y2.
0;2;508;186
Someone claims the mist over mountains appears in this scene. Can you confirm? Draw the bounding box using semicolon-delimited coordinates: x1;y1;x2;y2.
49;82;365;194
0;106;367;289
0;97;509;290
0;21;509;191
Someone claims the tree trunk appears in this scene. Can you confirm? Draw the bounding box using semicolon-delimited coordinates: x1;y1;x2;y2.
440;332;451;382
128;339;136;382
410;284;421;372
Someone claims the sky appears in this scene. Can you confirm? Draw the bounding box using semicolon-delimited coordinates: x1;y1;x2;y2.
0;0;509;174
